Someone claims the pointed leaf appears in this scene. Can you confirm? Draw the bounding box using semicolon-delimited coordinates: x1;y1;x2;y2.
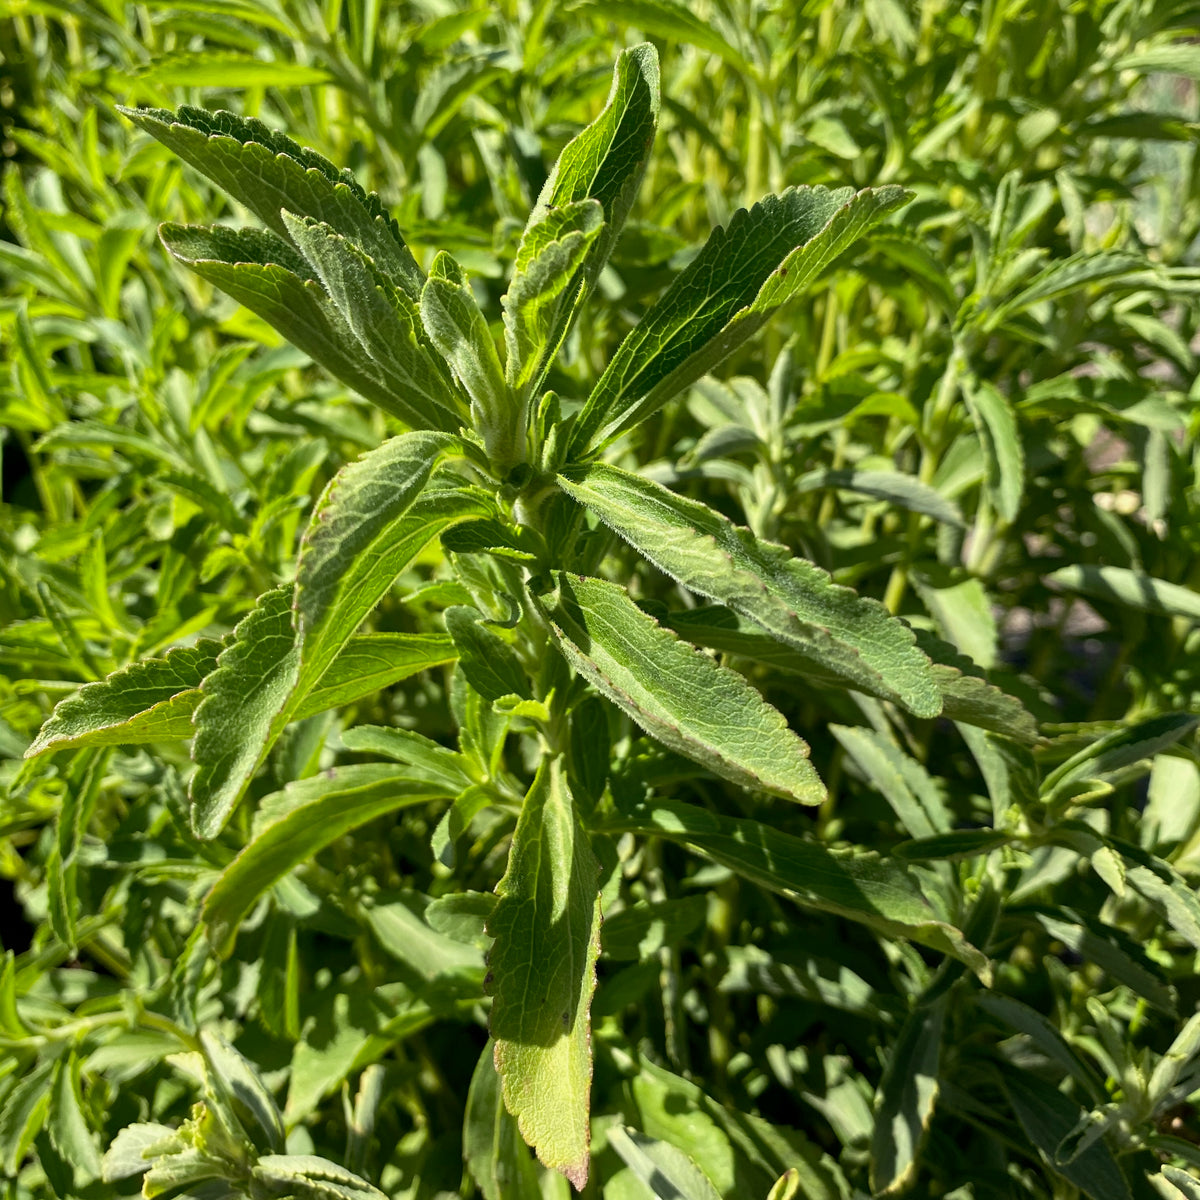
503;199;605;399
544;573;825;805
793;467;964;526
46;1053;103;1188
25;639;222;758
419;252;512;461
282;212;466;432
517;43;659;380
120;104;423;296
570;184;910;453
962;378;1024;523
190;586;301;840
444;606;531;702
159;223;420;424
602;798;988;974
251;1154;387;1200
202;764;450;954
200;1031;285;1155
608;1125;722;1200
869;997;947;1195
486;759;601;1189
557;463;940;717
1046;565;1200;622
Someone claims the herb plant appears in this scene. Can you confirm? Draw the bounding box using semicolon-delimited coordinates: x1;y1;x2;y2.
4;5;1200;1200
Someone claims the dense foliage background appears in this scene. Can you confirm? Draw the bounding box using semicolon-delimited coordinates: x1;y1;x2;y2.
3;1;1200;1198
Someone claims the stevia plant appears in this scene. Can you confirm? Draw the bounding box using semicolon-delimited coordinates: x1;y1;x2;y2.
14;41;1042;1192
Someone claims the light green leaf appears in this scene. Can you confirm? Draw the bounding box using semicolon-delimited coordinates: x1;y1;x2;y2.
1116;45;1200;80
463;1043;542;1200
608;1125;722;1200
544;573;825;805
199;1031;284;1155
202;764;450;954
569;1;747;69
251;1154;387;1200
190;585;301;841
1046;565;1200;622
869;997;947;1195
604;798;987;974
419;252;513;465
570;184;910;453
487;759;601;1189
793;468;964;527
135;54;331;89
1159;1166;1200;1200
962;378;1024;522
0;1059;53;1175
602;896;706;961
831;725;951;839
101;1124;176;1182
912;570;997;670
503;199;605;399
557;464;940;718
120;105;423;296
46;1053;103;1188
444;606;530;702
159;223;421;425
295;633;458;719
984;251;1145;329
25;639;221;757
340;725;475;793
519;43;659;385
282;212;466;432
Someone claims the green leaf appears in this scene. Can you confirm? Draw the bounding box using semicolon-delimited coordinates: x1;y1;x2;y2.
200;1031;284;1155
832;724;951;839
101;1124;176;1182
463;1043;543;1200
419;252;513;466
189;586;301;841
1001;1070;1131;1200
984;251;1145;330
544;573;825;805
251;1154;387;1200
294;633;459;719
869;997;947;1195
46;1053;103;1188
119;104;423;296
568;2;748;70
793;468;964;527
444;607;530;702
912;570;997;670
605;798;987;974
557;464;940;717
601;896;706;960
0;1059;53;1175
1115;45;1200;80
570;184;910;453
1045;565;1200;622
282;212;466;432
893;830;1012;861
25;639;221;757
518;43;659;384
340;725;475;794
159;223;421;425
962;378;1024;523
608;1125;722;1200
486;758;601;1189
202;764;451;954
503;199;605;400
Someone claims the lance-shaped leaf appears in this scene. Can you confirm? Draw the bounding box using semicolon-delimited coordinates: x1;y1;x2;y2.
25;633;456;761
601;798;987;975
503;199;605;400
420;253;515;468
557;463;940;718
25;639;222;757
282;213;466;432
203;764;449;954
159;224;422;426
543;573;824;805
486;759;601;1190
962;378;1024;523
444;607;530;702
1045;564;1200;622
191;435;484;838
119;104;423;297
570;184;910;454
464;1042;543;1200
190;586;301;840
512;43;659;394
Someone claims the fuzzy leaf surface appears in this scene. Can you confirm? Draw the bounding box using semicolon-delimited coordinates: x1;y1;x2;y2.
486;760;601;1189
282;213;465;431
120;104;423;295
570;184;910;452
544;573;825;805
558;463;940;717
